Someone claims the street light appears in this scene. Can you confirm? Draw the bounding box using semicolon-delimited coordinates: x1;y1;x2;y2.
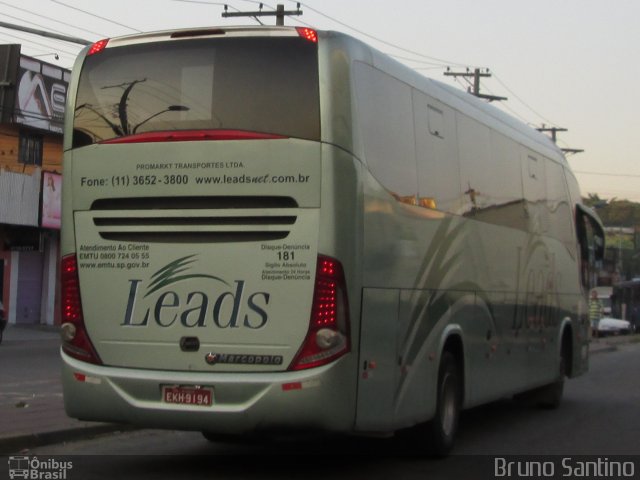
132;105;190;134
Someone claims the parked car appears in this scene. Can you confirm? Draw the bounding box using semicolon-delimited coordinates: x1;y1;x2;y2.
0;301;6;344
597;317;633;336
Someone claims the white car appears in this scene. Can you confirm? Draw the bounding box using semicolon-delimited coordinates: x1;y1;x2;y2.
597;317;633;336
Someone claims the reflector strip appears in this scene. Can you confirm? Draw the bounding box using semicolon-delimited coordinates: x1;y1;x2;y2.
282;382;302;391
73;372;102;384
282;380;321;391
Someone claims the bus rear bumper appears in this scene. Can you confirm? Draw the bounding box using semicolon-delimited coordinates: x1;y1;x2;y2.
61;350;356;435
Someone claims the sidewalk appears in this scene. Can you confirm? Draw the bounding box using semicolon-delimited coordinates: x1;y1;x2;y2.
588;331;640;354
0;325;131;454
0;325;638;454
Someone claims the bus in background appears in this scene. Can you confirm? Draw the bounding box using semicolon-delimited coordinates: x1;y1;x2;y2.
60;26;603;455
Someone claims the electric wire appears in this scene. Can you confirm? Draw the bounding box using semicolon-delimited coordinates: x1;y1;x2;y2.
493;73;557;127
292;1;467;68
573;171;640;179
0;30;80;56
0;8;93;40
478;82;533;125
0;0;106;37
3;0;625;199
172;0;264;25
387;53;456;68
50;0;141;33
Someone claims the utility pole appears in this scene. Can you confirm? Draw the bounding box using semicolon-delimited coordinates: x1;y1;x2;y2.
537;125;567;144
537;124;584;155
443;67;507;102
560;147;585;155
222;3;303;26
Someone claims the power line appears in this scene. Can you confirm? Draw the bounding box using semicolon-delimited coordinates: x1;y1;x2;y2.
387;53;455;68
0;8;89;39
581;189;640;201
294;1;467;67
0;29;82;55
171;0;242;12
1;0;570;157
171;0;265;25
290;0;566;140
50;0;141;33
0;0;106;37
492;73;557;127
573;171;640;179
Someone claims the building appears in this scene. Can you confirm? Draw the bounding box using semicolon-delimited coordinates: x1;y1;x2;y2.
0;44;68;326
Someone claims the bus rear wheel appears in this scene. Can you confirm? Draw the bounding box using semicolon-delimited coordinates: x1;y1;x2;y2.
424;351;462;456
536;343;568;409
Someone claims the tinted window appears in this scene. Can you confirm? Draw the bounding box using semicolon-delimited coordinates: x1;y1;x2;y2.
73;37;319;147
545;159;574;245
522;152;549;234
413;92;462;214
354;62;417;200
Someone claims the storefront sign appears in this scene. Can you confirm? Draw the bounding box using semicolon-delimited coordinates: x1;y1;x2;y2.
41;171;61;229
14;56;70;133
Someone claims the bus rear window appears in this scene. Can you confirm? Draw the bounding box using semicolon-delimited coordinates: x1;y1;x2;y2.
72;37;320;147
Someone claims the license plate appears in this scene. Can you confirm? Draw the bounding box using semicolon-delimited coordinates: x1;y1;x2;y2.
162;385;213;406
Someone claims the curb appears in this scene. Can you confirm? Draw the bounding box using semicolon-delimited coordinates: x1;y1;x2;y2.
0;424;137;455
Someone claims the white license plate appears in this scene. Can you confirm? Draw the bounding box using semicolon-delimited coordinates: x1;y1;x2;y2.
162;385;213;406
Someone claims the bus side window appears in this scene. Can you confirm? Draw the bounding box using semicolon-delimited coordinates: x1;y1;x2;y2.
576;205;604;291
354;62;418;201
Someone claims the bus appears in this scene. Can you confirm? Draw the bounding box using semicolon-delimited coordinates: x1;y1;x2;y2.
60;26;604;455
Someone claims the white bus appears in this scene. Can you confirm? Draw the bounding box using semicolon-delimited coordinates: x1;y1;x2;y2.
61;26;604;455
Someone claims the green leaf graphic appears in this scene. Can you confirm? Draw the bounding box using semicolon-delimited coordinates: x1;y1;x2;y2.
144;255;229;298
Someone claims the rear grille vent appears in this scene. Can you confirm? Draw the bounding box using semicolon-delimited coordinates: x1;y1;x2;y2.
93;216;296;227
91;196;298;210
99;231;289;243
90;196;298;244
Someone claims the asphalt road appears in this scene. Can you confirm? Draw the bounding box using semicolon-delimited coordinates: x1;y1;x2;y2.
10;340;640;479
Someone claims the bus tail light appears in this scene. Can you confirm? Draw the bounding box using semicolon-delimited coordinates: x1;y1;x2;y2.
296;27;318;43
88;39;109;56
61;254;102;365
289;255;350;371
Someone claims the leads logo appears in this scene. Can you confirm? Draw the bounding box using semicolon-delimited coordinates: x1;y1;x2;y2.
122;255;270;329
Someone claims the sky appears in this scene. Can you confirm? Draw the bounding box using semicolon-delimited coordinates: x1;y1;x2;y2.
1;0;639;202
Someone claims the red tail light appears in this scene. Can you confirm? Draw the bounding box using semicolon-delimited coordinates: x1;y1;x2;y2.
61;254;102;365
289;255;350;371
296;27;318;43
88;39;109;56
100;129;287;144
